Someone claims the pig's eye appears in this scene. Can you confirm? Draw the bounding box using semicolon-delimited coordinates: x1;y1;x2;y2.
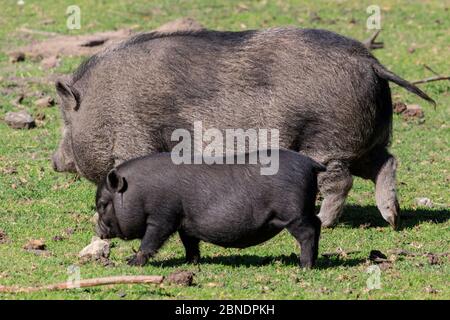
98;200;108;210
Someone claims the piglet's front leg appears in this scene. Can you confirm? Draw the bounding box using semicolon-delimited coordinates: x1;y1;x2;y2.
127;221;176;267
127;251;151;266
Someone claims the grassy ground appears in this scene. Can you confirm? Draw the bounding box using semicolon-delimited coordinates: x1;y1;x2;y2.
0;0;449;300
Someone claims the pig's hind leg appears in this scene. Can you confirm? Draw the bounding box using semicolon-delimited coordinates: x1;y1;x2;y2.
317;160;353;227
287;215;321;269
179;230;200;264
351;147;400;229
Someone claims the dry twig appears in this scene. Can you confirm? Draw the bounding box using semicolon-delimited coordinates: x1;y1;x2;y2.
412;65;450;85
362;30;384;50
412;76;450;85
0;275;164;293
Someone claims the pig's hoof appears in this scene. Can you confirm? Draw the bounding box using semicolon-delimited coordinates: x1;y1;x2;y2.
185;255;200;265
317;215;338;228
299;261;314;269
126;252;149;266
382;206;400;230
384;212;400;230
382;199;401;230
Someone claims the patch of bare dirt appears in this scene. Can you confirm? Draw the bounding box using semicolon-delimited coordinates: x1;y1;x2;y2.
23;239;51;256
0;229;9;244
23;239;46;250
9;18;204;62
402;104;424;119
393;102;426;122
155;17;204;33
427;253;442;265
10;29;133;60
166;270;195;286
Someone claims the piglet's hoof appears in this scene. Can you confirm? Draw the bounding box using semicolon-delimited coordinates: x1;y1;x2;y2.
299;261;314;269
126;251;149;266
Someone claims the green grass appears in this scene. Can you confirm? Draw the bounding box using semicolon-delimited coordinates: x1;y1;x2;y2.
0;0;449;300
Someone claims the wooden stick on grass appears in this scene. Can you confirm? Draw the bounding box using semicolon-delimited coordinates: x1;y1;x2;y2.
362;30;384;50
411;65;450;85
423;64;441;76
412;76;450;85
0;275;164;293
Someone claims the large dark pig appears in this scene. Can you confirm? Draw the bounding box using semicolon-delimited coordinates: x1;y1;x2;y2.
52;27;434;229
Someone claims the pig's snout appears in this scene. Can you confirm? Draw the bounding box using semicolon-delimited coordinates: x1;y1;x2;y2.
52;151;77;173
52;152;65;172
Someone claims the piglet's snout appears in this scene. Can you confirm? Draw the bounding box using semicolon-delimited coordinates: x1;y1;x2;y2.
95;219;110;239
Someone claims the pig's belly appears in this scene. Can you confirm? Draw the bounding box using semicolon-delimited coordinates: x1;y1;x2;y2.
185;222;285;249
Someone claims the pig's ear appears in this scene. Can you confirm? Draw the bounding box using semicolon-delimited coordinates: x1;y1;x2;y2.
55;78;80;111
106;169;128;193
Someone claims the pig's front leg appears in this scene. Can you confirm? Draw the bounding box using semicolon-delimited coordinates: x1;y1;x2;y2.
179;230;200;264
127;221;176;266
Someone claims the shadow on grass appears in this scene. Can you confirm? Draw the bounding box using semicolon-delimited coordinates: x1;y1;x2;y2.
149;253;365;269
339;205;450;230
147;206;448;269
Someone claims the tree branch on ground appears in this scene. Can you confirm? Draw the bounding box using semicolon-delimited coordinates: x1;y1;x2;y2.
0;275;164;293
412;65;450;84
362;30;384;50
412;76;450;85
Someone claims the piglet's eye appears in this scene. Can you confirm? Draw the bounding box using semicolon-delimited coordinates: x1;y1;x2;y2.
98;200;108;209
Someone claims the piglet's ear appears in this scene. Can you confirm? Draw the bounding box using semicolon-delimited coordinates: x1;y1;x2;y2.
55;77;80;111
106;169;128;193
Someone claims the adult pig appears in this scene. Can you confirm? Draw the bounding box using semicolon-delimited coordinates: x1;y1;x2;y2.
52;27;435;229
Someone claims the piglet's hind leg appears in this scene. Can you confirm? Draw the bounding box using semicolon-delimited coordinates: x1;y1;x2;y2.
287;216;321;269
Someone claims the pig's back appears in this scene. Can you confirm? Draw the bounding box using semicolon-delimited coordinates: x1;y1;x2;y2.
80;27;386;163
